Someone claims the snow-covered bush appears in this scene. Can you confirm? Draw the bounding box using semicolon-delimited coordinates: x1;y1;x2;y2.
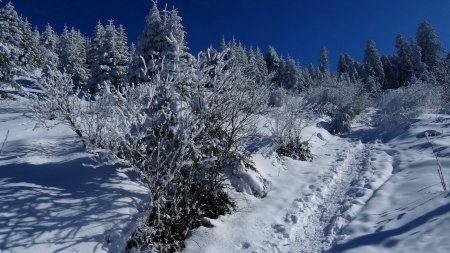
31;40;270;252
329;107;352;135
126;47;269;252
30;68;85;138
375;80;444;133
307;78;371;134
270;96;313;161
269;88;284;107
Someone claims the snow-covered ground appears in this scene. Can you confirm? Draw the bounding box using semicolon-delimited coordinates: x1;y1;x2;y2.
0;95;149;253
183;111;392;253
330;114;450;253
184;111;450;253
1;83;449;253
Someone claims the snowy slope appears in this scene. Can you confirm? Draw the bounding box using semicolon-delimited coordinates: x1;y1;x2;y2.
0;96;149;253
329;114;450;253
184;111;393;253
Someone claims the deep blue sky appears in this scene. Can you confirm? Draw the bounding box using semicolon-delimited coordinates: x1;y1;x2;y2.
5;0;450;70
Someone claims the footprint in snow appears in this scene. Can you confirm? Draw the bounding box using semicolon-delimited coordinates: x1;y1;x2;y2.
284;214;298;224
241;241;251;249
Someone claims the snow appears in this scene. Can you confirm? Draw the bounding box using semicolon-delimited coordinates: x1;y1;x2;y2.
184;111;450;253
330;114;450;253
2;82;450;253
0;97;149;253
183;111;391;253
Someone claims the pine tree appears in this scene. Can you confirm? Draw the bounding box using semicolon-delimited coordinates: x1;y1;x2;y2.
128;3;194;89
0;2;43;70
0;41;11;83
363;40;384;91
87;21;105;73
21;19;43;69
265;46;281;74
88;21;130;91
318;46;330;80
416;21;442;74
161;7;195;86
381;55;400;89
280;57;302;90
410;38;427;79
337;53;359;82
255;47;270;87
58;26;90;88
41;23;58;52
265;46;283;88
395;34;413;86
112;24;131;86
40;23;59;74
128;3;165;84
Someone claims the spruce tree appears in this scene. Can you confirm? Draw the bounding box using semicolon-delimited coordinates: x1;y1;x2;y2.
280;57;302;91
41;23;58;52
0;2;42;70
363;40;385;91
58;26;90;88
88;21;130;91
416;21;442;74
40;23;59;74
265;46;283;88
128;3;165;84
318;46;330;80
337;54;359;82
255;47;270;87
410;38;427;79
395;34;413;86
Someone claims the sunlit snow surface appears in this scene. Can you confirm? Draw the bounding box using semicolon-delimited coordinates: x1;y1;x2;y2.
0;96;149;253
185;112;450;253
330;114;450;253
1;82;449;253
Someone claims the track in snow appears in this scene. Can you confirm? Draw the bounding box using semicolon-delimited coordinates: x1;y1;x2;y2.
288;140;369;253
265;114;386;253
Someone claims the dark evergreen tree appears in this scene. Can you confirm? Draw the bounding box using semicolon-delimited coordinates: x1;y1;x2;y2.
58;26;90;88
0;2;43;70
318;46;330;80
395;34;413;86
363;40;385;91
416;21;442;75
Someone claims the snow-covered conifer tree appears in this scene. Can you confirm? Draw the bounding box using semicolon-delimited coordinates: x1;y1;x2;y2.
280;57;303;91
128;3;165;84
381;55;401;90
337;54;360;82
416;21;442;75
0;2;43;70
265;45;283;87
318;46;330;80
88;21;130;91
41;23;58;52
363;40;384;91
58;26;90;88
395;34;414;86
410;38;427;79
40;23;59;74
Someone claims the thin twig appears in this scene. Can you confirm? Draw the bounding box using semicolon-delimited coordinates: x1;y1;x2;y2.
426;133;447;191
0;129;9;154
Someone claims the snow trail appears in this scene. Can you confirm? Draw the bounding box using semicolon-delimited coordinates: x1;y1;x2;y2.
185;111;394;253
287;140;367;253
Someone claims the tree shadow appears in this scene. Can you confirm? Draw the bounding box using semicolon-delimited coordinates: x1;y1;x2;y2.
0;156;149;252
328;201;450;252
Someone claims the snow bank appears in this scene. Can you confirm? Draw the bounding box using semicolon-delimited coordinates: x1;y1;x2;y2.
330;114;450;253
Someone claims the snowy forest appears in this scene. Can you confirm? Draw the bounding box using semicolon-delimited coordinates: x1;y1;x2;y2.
1;1;450;253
